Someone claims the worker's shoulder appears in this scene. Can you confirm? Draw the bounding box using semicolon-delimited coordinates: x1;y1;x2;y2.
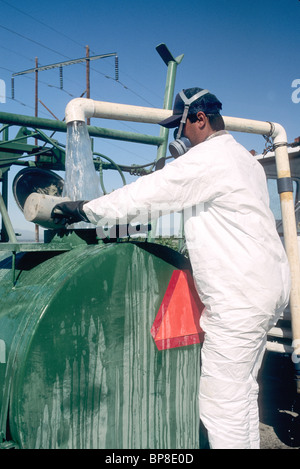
189;132;237;158
205;132;251;159
207;131;236;146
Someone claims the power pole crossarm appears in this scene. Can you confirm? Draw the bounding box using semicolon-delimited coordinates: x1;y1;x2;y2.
11;53;118;76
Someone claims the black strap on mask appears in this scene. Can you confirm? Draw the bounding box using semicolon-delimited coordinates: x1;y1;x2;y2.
176;89;210;139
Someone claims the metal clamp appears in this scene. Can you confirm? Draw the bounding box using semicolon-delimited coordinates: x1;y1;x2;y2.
277;177;293;194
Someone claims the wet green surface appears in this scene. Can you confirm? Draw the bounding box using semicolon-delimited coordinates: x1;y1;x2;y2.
0;241;201;449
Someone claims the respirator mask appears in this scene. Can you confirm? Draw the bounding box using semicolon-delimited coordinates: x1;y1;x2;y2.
168;89;210;158
169;128;192;158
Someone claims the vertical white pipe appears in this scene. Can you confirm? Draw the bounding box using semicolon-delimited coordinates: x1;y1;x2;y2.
223;118;300;385
272;124;300;379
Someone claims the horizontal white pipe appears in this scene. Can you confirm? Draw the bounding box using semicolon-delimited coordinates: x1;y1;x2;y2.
223;116;272;135
268;326;293;339
65;98;171;125
65;98;279;136
266;341;293;354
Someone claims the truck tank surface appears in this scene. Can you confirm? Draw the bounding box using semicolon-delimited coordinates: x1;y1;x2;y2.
0;236;201;449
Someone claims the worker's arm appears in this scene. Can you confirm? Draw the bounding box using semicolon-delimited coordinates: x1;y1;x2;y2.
53;137;225;226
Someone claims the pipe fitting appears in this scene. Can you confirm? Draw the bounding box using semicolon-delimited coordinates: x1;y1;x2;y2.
65;98;95;124
270;121;287;142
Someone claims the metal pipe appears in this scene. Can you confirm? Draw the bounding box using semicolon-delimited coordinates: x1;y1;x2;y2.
65;98;171;125
156;60;178;162
222;116;271;135
0;111;163;145
1;124;9;242
149;56;180;242
267;341;293;354
271;123;300;387
0;192;17;244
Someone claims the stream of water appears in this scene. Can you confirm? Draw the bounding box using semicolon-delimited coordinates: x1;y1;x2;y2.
63;121;101;228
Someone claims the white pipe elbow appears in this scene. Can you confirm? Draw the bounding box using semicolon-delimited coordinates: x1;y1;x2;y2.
270;122;288;144
65;98;95;124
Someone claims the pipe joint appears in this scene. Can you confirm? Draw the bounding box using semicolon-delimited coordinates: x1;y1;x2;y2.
270;122;288;144
65;98;95;124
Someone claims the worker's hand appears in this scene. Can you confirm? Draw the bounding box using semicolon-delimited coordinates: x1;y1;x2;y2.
51;200;90;225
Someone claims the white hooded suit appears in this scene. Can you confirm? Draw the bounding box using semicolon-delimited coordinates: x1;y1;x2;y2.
83;131;291;449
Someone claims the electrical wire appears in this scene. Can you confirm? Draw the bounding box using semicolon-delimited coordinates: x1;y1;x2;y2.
0;23;71;59
0;0;163;107
0;44;35;63
0;0;84;49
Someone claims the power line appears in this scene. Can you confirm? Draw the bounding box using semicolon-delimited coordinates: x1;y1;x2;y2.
0;1;120;85
5;96;54;117
0;44;35;63
0;24;161;108
0;0;84;49
0;23;71;59
0;9;165;111
0;0;166;108
0;0;162;105
0;23;123;97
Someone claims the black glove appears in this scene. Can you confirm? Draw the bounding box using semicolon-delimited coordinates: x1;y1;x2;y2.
51;200;90;225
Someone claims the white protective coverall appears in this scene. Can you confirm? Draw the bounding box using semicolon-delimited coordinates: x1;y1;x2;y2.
83;130;291;449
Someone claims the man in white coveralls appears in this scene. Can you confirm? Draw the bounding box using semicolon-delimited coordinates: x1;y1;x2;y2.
53;88;291;449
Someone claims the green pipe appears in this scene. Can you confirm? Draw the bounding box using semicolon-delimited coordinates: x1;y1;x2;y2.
0;124;10;135
94;152;126;186
155;59;179;162
1;126;10;243
0;132;39;146
0;111;164;146
149;47;183;242
0;192;17;244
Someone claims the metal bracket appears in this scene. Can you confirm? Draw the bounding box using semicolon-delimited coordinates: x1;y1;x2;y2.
277;177;293;194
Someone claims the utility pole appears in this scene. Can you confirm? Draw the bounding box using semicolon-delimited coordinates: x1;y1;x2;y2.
86;45;90;125
35;57;38;121
35;56;39;242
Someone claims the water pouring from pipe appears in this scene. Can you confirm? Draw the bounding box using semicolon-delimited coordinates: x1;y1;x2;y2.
23;119;101;229
62;120;101;228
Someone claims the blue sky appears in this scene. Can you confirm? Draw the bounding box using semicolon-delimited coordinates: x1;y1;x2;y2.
0;0;300;234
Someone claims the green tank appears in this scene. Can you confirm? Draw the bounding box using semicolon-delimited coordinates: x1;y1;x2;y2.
0;232;201;449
